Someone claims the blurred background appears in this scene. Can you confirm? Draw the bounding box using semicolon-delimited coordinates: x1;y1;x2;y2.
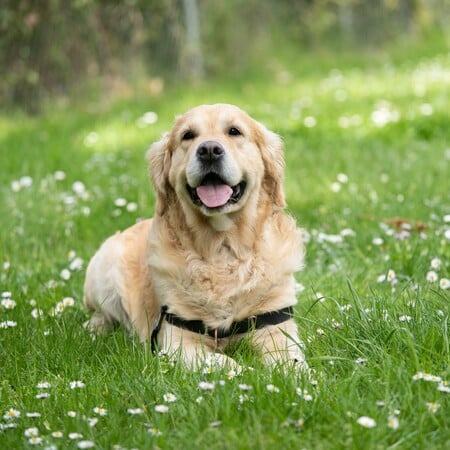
1;0;449;113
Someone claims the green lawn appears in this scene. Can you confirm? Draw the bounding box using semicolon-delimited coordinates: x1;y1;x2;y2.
1;45;449;449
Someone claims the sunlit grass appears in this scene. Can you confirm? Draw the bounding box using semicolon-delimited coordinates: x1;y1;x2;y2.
0;47;449;449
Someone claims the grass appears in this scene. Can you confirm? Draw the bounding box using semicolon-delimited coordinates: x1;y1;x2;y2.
1;42;449;449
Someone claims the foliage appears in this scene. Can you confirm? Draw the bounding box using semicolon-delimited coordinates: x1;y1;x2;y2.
1;0;450;111
0;42;449;448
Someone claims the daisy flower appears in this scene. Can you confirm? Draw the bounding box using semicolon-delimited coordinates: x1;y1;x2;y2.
303;116;317;128
126;202;138;212
340;228;355;237
423;374;442;383
20;176;33;188
386;269;396;283
37;382;51;389
4;408;21;420
296;388;313;401
70;381;86;389
93;407;107;416
51;431;64;438
330;182;342;192
238;384;252;391
60;269;71;281
337;173;349;184
31;308;44;319
69;432;83;439
163;393;177;403
430;258;441;270
398;315;412;322
62;297;75;307
154;404;169;413
24;427;39;437
26;412;41;418
426;271;438;282
127;408;144;415
54;170;66;180
426;402;440;413
87;418;98;427
0;423;17;430
78;441;95;449
238;394;252;404
439;278;449;290
356;416;376;428
1;299;16;309
114;198;127;207
198;381;215;391
387;415;399;430
67;411;77;417
28;437;43;445
266;384;280;393
148;428;162;436
36;391;50;399
72;181;87;196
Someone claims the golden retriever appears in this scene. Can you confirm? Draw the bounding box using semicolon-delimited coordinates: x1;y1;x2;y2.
83;104;307;370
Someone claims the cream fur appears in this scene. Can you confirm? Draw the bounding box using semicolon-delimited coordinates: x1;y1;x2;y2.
83;104;307;370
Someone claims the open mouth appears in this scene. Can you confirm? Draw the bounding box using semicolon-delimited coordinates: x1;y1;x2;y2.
187;173;246;209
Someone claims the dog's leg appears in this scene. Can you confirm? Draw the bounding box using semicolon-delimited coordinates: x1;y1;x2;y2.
159;324;242;371
253;320;308;370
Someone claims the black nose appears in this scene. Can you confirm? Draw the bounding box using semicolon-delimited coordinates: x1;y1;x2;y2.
196;141;225;162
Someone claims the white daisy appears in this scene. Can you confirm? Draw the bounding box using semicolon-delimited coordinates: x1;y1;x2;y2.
163;393;177;403
356;416;376;428
78;440;95;449
154;404;169;413
127;408;144;415
387;415;399;430
266;384;280;393
93;407;107;416
198;381;215;391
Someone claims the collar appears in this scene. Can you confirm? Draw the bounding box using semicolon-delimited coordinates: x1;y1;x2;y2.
151;305;293;352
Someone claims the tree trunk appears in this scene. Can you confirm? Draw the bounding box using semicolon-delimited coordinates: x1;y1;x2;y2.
181;0;204;79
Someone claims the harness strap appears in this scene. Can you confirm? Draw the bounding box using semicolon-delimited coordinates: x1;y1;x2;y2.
151;305;294;351
150;305;168;352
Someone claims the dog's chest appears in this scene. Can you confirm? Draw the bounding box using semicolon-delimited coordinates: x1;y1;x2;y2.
165;246;280;322
187;250;268;299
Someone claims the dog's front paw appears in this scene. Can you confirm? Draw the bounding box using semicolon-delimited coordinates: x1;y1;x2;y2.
201;352;243;374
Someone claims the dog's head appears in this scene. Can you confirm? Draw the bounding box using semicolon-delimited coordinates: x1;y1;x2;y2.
147;104;286;228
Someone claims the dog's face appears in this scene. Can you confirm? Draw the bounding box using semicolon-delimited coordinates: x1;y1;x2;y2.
148;104;286;224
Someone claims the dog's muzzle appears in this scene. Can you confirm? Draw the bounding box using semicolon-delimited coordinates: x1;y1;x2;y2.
186;141;246;209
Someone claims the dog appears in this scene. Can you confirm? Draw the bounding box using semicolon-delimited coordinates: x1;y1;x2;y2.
83;103;307;370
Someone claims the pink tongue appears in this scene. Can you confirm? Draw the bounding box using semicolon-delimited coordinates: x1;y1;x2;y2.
196;184;233;208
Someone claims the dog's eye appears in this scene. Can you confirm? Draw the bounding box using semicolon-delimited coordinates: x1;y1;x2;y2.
228;127;242;136
182;130;196;141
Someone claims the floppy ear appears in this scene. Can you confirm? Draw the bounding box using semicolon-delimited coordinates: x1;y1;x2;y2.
258;126;287;209
146;133;172;216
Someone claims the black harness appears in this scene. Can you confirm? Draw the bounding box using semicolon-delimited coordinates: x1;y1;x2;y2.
150;305;293;352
